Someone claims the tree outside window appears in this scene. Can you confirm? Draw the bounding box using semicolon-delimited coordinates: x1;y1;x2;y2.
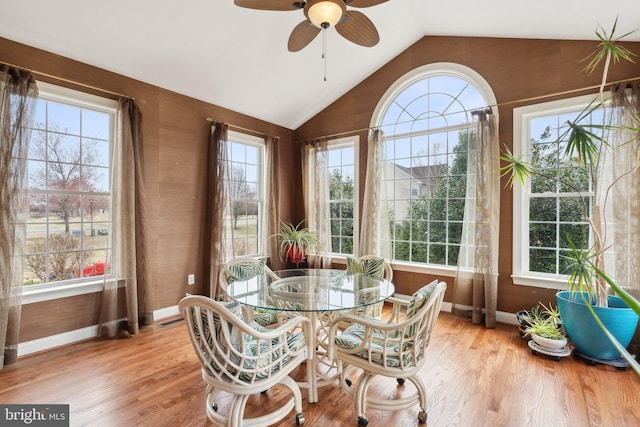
24;90;113;286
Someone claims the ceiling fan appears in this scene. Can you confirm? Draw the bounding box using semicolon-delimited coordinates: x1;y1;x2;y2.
234;0;388;52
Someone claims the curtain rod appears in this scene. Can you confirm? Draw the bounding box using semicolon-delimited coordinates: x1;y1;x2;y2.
0;59;142;102
300;75;640;142
205;117;279;139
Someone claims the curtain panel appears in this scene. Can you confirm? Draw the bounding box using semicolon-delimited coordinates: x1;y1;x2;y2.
302;139;332;268
205;123;229;299
602;82;640;353
0;66;38;369
452;110;500;328
359;129;391;259
265;136;283;271
99;98;151;337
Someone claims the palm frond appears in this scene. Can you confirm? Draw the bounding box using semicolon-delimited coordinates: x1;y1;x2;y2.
582;17;637;74
561;236;599;300
498;147;531;188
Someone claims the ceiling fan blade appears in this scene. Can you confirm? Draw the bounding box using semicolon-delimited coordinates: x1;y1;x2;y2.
335;10;380;47
234;0;300;11
288;21;321;52
346;0;388;8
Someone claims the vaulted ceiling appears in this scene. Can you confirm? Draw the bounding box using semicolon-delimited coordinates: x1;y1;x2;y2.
1;1;638;129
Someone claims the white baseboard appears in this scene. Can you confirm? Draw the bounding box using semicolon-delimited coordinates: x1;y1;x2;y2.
18;325;99;357
439;301;518;326
18;304;182;357
154;304;180;321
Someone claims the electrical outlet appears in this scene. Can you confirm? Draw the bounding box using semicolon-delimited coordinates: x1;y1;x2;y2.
188;274;195;285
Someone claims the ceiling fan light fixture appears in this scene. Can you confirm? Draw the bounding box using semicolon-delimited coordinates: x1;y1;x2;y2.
305;0;345;29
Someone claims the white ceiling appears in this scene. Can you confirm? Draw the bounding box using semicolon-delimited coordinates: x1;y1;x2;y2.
1;1;639;129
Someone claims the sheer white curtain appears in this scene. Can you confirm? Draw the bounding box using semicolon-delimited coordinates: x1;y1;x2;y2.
359;129;391;259
302;139;332;267
0;67;37;368
451;109;500;327
205;122;231;299
99;98;150;337
600;82;640;352
264;136;283;270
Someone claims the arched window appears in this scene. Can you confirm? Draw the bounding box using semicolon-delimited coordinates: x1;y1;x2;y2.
370;63;496;268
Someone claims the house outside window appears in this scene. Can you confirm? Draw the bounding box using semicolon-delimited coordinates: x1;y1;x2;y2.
372;64;492;269
224;131;265;257
512;94;598;288
24;83;116;288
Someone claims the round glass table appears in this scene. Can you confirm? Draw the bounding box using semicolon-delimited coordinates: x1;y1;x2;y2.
226;269;395;403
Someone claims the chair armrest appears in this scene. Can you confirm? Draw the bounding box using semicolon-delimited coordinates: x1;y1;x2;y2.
327;313;405;360
386;295;410;323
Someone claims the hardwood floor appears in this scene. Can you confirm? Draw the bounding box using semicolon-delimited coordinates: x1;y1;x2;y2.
1;311;639;427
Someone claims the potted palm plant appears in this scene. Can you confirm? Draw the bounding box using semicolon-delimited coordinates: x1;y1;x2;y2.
501;19;640;373
274;221;320;265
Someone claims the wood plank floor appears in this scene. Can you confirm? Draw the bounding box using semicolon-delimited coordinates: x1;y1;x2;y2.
1;311;639;427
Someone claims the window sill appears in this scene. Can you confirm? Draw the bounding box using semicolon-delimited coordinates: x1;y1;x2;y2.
331;256;458;277
22;278;122;305
511;274;568;290
390;261;458;277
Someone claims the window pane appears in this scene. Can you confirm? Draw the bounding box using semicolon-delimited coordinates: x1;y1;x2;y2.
24;88;114;287
380;74;485;267
225;138;263;257
322;142;356;256
520;97;597;277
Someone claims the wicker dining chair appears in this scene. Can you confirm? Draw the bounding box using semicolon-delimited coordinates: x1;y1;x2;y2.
327;280;447;426
179;295;313;426
345;255;393;319
219;257;281;327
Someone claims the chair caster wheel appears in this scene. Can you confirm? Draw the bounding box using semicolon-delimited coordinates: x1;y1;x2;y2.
296;413;305;425
397;378;405;385
345;378;352;387
418;410;427;424
358;416;368;426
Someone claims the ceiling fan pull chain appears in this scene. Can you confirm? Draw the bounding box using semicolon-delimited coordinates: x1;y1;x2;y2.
323;28;327;82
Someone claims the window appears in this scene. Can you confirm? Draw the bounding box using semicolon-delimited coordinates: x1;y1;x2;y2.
326;137;357;255
513;94;598;288
372;64;493;269
24;83;116;288
305;136;358;257
224;131;265;257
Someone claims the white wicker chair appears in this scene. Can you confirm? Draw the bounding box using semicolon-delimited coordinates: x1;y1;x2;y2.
346;255;393;281
219;257;280;327
344;255;393;320
327;280;447;426
179;295;313;426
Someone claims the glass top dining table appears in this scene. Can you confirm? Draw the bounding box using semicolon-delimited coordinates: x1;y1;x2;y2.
226;268;395;403
225;268;395;313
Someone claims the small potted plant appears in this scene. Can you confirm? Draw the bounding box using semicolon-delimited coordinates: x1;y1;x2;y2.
274;221;320;265
523;303;567;351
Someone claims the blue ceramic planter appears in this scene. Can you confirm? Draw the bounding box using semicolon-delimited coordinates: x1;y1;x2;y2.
556;291;639;360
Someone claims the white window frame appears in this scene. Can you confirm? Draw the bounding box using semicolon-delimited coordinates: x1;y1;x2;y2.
324;136;359;257
370;62;496;276
225;130;266;258
22;82;118;304
512;93;600;289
